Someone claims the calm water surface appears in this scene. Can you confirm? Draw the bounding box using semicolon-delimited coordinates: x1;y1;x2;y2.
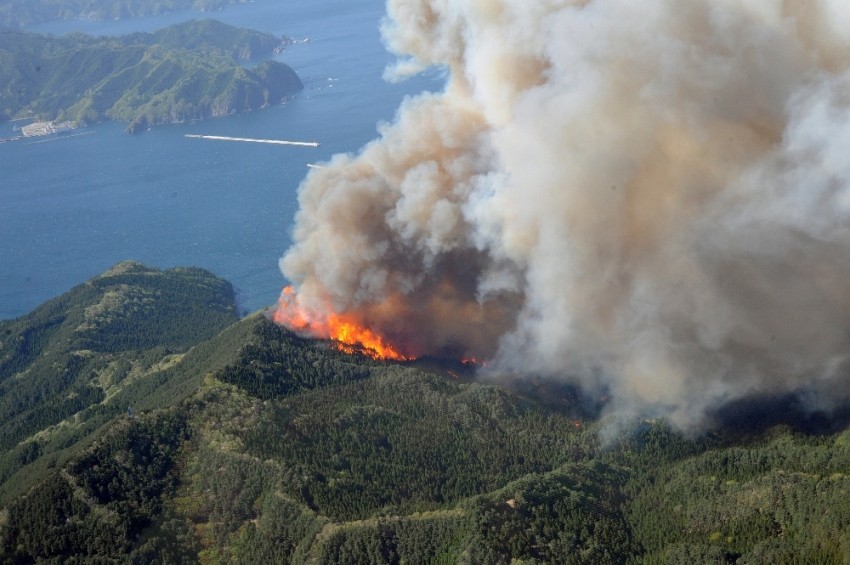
0;0;442;319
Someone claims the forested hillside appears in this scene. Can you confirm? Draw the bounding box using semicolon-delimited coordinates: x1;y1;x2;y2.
0;19;302;132
1;263;850;562
0;0;244;28
0;261;238;504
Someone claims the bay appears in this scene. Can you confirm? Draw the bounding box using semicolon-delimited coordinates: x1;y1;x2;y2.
0;0;443;319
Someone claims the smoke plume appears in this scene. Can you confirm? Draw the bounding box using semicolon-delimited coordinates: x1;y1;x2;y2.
278;0;850;428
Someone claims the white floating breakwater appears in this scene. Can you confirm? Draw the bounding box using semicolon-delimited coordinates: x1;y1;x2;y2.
185;134;319;147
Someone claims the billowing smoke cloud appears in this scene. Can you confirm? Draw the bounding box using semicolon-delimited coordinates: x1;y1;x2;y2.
279;0;850;428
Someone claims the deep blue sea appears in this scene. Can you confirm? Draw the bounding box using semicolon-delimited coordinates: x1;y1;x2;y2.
0;0;443;319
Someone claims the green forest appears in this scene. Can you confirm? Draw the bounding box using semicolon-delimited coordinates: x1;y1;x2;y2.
0;19;302;132
1;262;850;562
0;0;245;28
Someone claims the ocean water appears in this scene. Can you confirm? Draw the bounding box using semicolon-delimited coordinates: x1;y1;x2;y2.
0;0;443;319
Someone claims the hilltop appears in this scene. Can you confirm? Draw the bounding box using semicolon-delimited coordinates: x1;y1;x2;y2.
0;19;303;132
1;263;850;562
0;261;238;502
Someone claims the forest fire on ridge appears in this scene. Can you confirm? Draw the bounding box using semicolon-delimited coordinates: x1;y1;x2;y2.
274;286;412;361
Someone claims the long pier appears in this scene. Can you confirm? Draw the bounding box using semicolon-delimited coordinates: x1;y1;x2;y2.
185;134;319;147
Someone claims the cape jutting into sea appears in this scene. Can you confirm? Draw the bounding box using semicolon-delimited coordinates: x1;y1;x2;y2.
0;0;443;320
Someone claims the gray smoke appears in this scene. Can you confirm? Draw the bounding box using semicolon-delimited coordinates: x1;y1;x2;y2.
279;0;850;428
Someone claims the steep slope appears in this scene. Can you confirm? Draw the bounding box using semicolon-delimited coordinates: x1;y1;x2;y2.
621;424;850;562
141;19;290;60
0;20;303;131
2;265;850;562
0;261;238;503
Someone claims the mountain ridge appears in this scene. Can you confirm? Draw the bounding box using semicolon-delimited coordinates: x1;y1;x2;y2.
2;262;850;562
0;0;247;29
0;19;303;132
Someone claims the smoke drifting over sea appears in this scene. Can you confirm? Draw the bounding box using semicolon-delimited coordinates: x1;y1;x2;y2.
278;0;850;428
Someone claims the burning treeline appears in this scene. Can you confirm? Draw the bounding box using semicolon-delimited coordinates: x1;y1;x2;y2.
276;0;850;428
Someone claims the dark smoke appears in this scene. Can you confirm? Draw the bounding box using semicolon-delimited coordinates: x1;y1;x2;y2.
279;0;850;429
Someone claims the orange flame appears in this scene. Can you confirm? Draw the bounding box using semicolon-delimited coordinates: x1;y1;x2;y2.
461;356;487;367
274;286;412;361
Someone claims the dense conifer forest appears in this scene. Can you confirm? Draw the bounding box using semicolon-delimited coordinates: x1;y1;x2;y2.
1;263;849;562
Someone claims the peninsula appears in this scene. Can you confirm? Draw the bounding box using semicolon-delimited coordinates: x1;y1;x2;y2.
0;19;304;133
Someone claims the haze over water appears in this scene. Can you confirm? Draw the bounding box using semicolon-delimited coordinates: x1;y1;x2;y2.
0;0;443;320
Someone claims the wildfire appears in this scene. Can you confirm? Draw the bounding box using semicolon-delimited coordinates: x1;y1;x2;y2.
274;286;412;361
461;356;486;367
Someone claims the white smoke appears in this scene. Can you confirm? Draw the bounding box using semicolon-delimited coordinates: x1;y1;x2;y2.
280;0;850;428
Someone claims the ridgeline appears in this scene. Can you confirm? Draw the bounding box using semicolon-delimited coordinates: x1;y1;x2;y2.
0;19;303;133
0;0;246;29
1;263;850;562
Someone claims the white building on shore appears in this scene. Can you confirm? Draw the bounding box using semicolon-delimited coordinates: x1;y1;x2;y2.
21;121;77;137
